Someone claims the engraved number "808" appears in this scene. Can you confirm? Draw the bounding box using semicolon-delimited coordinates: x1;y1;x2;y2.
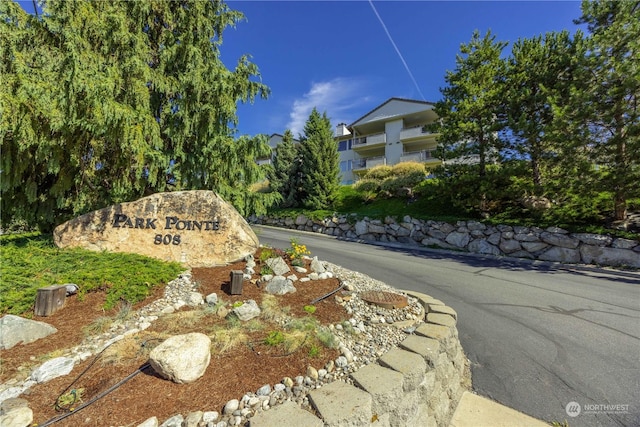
154;234;181;245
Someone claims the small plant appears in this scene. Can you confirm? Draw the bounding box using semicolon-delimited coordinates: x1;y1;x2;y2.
308;344;320;358
56;388;85;410
303;305;316;314
551;421;570;427
264;330;285;346
315;326;337;348
260;264;274;276
286;238;311;264
232;301;244;308
82;316;114;336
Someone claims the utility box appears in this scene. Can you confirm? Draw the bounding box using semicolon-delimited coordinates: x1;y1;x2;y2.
35;285;67;316
230;270;243;295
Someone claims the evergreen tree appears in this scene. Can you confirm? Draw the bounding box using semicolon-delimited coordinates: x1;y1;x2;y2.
268;130;301;208
504;30;587;195
0;0;270;230
571;0;640;220
433;30;508;214
299;108;340;210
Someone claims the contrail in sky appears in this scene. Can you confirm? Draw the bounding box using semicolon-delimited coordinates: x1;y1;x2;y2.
368;0;426;101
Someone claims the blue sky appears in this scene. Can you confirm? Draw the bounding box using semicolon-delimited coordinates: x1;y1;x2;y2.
18;1;586;138
223;1;585;137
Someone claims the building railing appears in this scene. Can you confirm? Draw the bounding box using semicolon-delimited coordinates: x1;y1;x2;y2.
351;132;386;147
400;125;432;141
352;156;387;171
400;150;437;163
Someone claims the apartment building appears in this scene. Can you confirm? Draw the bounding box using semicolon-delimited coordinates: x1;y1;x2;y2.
336;97;441;184
256;133;301;166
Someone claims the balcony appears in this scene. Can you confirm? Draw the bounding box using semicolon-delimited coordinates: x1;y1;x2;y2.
400;125;434;141
351;132;387;151
400;150;440;165
352;156;387;173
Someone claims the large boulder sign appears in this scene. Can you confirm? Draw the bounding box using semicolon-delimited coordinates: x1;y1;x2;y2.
53;191;259;267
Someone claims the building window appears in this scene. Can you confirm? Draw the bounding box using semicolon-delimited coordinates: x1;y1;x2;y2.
340;160;352;172
338;139;353;151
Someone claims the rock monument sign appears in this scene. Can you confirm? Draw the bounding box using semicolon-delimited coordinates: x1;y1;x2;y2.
53;191;259;267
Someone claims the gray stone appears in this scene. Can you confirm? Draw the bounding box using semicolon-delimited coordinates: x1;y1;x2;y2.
136;416;158;427
538;246;581;263
31;356;75;383
546;226;568;234
184;411;203;427
202;411;219;423
64;283;79;296
573;233;613;246
466;221;486;231
612;238;638;249
540;232;579;249
467;239;501;256
0;315;58;350
514;233;539;242
295;214;308;226
354;220;368;236
445;231;471;248
521;241;549;253
248;401;322;427
149;333;211;384
0;406;33;427
308;380;372;427
439;223;456;233
53;190;259;267
499;238;521;254
185;292;204;307
368;223;386;234
223;399;240;415
160;414;184;427
580;246;640;268
232;299;261;321
265;257;290;276
264;276;296;295
427;229;447;240
310;256;326;273
487;232;502;245
378;348;427;392
256;384;271;396
205;293;218;305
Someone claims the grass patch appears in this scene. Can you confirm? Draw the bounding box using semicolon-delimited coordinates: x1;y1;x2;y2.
0;233;184;315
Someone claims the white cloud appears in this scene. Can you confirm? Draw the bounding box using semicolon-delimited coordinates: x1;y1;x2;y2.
286;77;371;137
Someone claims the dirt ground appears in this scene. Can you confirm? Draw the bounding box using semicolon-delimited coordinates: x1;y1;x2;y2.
0;253;348;426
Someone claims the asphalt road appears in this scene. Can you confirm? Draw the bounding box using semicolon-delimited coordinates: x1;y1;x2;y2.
253;225;640;427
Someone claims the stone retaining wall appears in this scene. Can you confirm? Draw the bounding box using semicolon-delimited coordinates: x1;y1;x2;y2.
249;214;640;268
249;290;469;427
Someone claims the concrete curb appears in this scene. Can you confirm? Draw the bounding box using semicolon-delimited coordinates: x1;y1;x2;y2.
449;391;549;427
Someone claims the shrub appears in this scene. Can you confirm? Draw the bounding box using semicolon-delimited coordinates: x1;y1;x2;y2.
353;178;380;193
390;161;426;176
364;164;393;180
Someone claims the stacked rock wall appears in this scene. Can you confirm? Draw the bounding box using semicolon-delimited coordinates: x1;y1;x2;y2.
249;214;640;268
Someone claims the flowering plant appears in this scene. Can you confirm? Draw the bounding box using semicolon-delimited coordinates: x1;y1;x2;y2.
286;238;310;265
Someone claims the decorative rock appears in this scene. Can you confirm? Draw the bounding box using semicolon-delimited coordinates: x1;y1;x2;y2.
31;356;75;383
205;293;218;305
306;365;319;381
232;299;261;321
445;231;470;248
282;377;294;388
64;283;79;296
521;241;548;253
580;246;640;268
185;292;204;307
264;276;296;295
0;406;33;427
499;239;521;254
540;232;579;249
217;306;229;318
149;333;211;384
136;416;158;427
0;315;58;350
467;239;501;256
265;257;290;276
538;246;581;263
160;414;184;427
53;190;259;267
310;257;326;273
223;399;240;415
257;384;271;396
293;266;307;273
184;411;203;427
202;411;219;423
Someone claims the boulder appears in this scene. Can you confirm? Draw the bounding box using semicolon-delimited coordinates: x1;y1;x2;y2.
149;333;211;384
538;247;581;264
0;399;32;427
499;238;522;254
573;233;613;247
445;231;470;248
232;300;261;321
540;232;579;249
354;220;368;236
31;357;75;383
265;257;290;276
53;191;258;267
265;276;296;295
612;238;638;250
0;315;57;350
467;239;501;256
310;256;326;274
580;246;640;268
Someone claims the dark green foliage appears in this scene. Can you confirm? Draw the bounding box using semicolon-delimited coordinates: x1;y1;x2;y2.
268;130;301;208
433;30;508;214
0;0;270;231
0;234;184;315
299;108;340;210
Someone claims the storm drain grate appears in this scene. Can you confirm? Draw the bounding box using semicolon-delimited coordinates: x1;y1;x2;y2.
359;290;408;309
